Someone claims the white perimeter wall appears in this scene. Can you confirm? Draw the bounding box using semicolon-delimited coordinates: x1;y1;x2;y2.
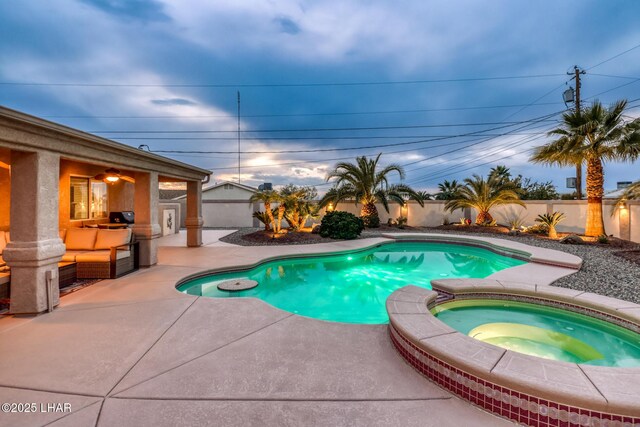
190;198;639;242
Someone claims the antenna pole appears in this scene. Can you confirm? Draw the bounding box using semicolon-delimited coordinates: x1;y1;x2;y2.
237;91;241;184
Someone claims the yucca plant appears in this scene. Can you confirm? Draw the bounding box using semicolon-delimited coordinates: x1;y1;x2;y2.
252;210;276;231
249;190;279;232
535;211;566;239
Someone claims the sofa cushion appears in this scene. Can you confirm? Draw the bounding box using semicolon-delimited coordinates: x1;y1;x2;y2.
61;251;89;262
94;229;131;250
75;250;131;263
65;228;98;251
0;254;5;267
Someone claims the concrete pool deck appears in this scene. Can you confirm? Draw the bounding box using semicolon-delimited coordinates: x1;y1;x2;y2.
0;235;581;426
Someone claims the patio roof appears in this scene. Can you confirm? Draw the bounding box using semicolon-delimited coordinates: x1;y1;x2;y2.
0;106;211;182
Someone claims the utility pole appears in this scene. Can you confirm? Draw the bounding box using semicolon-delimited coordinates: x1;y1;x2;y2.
237;91;241;184
569;66;586;199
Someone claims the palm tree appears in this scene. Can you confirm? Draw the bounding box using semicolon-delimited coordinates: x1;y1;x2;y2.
249;190;278;232
531;100;640;236
488;165;512;183
435;179;463;200
445;174;525;224
320;154;424;227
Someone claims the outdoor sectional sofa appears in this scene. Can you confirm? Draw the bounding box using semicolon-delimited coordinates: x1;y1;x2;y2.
60;228;139;279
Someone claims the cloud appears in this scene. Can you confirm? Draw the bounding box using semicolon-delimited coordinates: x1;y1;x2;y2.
274;16;301;35
78;0;170;22
151;98;197;106
1;0;640;193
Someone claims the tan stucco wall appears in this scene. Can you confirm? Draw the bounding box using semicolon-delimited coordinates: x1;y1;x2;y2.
58;159;133;229
202;185;255;201
108;181;135;213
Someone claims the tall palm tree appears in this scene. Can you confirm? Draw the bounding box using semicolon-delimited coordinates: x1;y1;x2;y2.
435;179;463;200
531;100;640;236
320;154;424;227
445;174;525;224
488;165;512;183
249;190;278;232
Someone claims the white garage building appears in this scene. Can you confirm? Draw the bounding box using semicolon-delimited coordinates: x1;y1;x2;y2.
175;181;260;228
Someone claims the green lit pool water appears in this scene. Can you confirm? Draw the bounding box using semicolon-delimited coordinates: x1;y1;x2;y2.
178;242;525;324
433;299;640;367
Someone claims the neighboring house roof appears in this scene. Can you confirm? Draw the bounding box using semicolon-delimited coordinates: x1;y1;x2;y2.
173;181;258;200
202;181;258;193
604;188;627;199
159;189;187;200
604;181;638;199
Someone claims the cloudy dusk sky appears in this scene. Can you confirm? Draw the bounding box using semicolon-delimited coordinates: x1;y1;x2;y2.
1;0;639;193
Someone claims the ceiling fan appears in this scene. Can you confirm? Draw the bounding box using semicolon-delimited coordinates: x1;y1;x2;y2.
93;168;135;184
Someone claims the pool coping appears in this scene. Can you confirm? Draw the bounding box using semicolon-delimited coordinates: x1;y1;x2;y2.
387;281;640;425
174;233;582;290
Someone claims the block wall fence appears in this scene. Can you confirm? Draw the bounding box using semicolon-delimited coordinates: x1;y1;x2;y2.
326;199;639;243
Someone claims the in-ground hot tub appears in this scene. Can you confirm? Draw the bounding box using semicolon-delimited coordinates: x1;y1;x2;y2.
433;299;640;367
388;279;640;426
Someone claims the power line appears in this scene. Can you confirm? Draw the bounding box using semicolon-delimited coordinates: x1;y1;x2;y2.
585;78;640;100
104;133;544;142
202;128;552;171
586;42;640;71
145;112;561;154
406;132;550;186
37;102;564;119
0;73;566;88
88;119;557;134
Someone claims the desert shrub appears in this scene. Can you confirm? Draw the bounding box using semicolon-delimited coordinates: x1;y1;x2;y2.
396;216;408;229
597;234;609;244
523;223;548;234
319;211;365;240
505;214;526;230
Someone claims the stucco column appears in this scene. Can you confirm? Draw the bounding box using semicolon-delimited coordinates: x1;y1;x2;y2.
185;180;203;247
3;151;65;314
132;171;161;267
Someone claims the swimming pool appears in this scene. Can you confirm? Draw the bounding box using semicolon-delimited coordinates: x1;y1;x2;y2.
433;299;640;367
178;242;525;323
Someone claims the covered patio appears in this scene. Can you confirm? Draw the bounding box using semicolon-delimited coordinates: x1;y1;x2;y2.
0;106;210;314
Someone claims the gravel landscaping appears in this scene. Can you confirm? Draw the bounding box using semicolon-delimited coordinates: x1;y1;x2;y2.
219;226;640;304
